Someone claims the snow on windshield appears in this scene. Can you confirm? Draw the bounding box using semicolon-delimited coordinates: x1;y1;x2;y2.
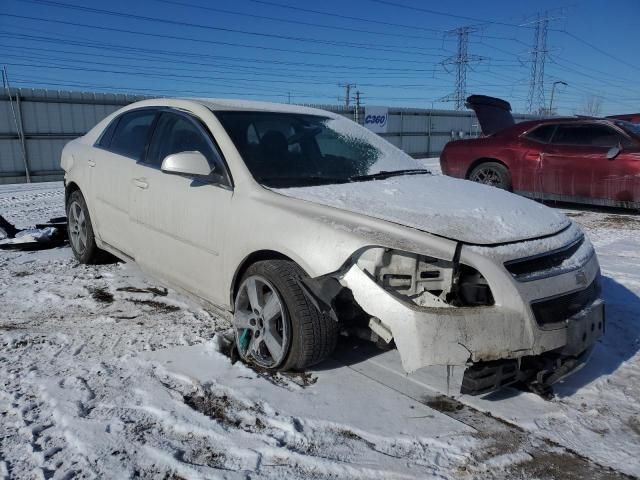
322;115;424;174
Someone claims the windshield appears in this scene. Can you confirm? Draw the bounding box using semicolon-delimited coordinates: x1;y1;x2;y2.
615;120;640;139
215;110;424;187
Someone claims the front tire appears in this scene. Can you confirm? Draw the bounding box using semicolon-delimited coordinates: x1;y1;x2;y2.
233;260;338;371
66;190;101;264
469;161;512;190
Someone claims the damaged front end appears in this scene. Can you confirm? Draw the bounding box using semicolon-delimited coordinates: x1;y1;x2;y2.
302;233;604;396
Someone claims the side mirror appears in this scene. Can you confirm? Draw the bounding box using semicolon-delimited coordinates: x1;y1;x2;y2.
606;144;622;160
161;151;212;176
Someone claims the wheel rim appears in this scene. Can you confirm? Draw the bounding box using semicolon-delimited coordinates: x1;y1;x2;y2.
233;275;289;369
471;167;502;187
68;200;88;255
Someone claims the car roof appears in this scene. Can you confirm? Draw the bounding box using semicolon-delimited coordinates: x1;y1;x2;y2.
136;97;338;117
499;117;616;136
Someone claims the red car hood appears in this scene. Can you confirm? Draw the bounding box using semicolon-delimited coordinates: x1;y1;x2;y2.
465;95;515;135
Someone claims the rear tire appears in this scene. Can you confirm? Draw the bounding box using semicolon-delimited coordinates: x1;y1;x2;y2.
468;161;512;191
66;190;101;264
233;260;338;371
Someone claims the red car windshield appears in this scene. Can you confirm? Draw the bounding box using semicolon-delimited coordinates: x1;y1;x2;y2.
615;120;640;140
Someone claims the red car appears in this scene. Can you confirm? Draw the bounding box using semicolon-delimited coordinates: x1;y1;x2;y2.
440;95;640;209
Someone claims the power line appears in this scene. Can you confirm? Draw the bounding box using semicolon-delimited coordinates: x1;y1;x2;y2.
244;0;446;34
562;30;640;72
0;13;448;65
0;31;445;74
150;0;444;42
15;0;449;58
366;0;531;29
364;0;639;73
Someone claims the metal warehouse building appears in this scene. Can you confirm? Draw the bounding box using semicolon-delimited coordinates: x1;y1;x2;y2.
1;87;534;184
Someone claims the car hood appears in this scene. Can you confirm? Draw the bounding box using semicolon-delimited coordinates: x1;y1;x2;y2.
273;175;570;245
466;94;515;135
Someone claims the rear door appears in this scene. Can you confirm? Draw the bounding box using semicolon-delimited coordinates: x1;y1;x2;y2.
541;123;630;201
129;110;233;305
93;108;158;256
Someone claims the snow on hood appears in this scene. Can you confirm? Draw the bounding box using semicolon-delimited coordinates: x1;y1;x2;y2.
274;175;570;245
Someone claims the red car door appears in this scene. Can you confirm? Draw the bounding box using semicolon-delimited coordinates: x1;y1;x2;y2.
592;145;640;205
541;122;636;203
518;124;557;195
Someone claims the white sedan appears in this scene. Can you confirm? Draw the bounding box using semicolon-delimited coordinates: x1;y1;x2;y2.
61;98;604;395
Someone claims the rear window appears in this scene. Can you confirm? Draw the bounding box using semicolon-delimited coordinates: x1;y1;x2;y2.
525;124;556;143
108;110;157;161
551;124;624;147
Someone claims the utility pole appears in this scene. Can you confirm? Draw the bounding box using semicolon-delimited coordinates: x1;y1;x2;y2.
440;27;482;110
526;12;550;114
3;66;30;183
549;80;567;116
354;90;362;123
339;83;356;109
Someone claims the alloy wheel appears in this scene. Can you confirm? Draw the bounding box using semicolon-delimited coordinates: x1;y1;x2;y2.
68;200;88;255
470;167;502;187
233;275;289;368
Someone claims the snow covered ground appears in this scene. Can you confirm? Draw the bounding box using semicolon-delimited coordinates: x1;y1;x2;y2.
1;177;638;479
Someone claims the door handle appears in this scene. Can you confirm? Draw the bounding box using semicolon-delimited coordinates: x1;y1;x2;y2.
87;159;96;167
133;178;148;189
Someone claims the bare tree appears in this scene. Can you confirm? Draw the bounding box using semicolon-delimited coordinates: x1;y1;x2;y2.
580;95;604;116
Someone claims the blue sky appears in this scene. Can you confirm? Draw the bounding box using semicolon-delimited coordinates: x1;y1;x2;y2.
1;0;638;114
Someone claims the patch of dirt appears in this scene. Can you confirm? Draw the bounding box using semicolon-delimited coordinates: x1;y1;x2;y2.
182;391;241;428
337;429;375;449
129;299;179;312
627;415;640;436
509;450;630;480
423;395;465;412
589;215;640;230
180;446;228;469
215;331;319;388
116;286;168;296
89;287;114;303
0;324;25;331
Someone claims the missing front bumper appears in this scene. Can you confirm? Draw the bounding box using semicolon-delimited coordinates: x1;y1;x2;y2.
461;302;604;396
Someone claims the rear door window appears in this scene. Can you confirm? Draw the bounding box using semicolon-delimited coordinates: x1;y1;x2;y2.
108;110;157;161
551;124;625;147
525;124;556;143
96;116;121;148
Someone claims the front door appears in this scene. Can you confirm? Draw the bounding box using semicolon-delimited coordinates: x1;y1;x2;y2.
541;123;632;201
129;110;233;306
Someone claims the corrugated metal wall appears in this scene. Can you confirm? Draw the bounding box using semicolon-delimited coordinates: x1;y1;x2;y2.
1;88;536;184
0;88;150;184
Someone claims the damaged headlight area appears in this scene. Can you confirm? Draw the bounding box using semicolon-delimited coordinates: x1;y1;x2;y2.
354;247;494;308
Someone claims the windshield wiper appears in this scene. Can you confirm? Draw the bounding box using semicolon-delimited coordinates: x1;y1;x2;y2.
349;169;431;182
260;175;350;187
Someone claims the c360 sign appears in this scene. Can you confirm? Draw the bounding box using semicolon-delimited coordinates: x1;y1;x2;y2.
363;107;389;133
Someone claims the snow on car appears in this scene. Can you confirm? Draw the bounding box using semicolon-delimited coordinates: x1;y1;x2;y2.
59;98;605;396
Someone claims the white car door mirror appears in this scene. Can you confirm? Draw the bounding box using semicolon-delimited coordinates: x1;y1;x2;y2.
606;145;621;160
161;151;212;176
